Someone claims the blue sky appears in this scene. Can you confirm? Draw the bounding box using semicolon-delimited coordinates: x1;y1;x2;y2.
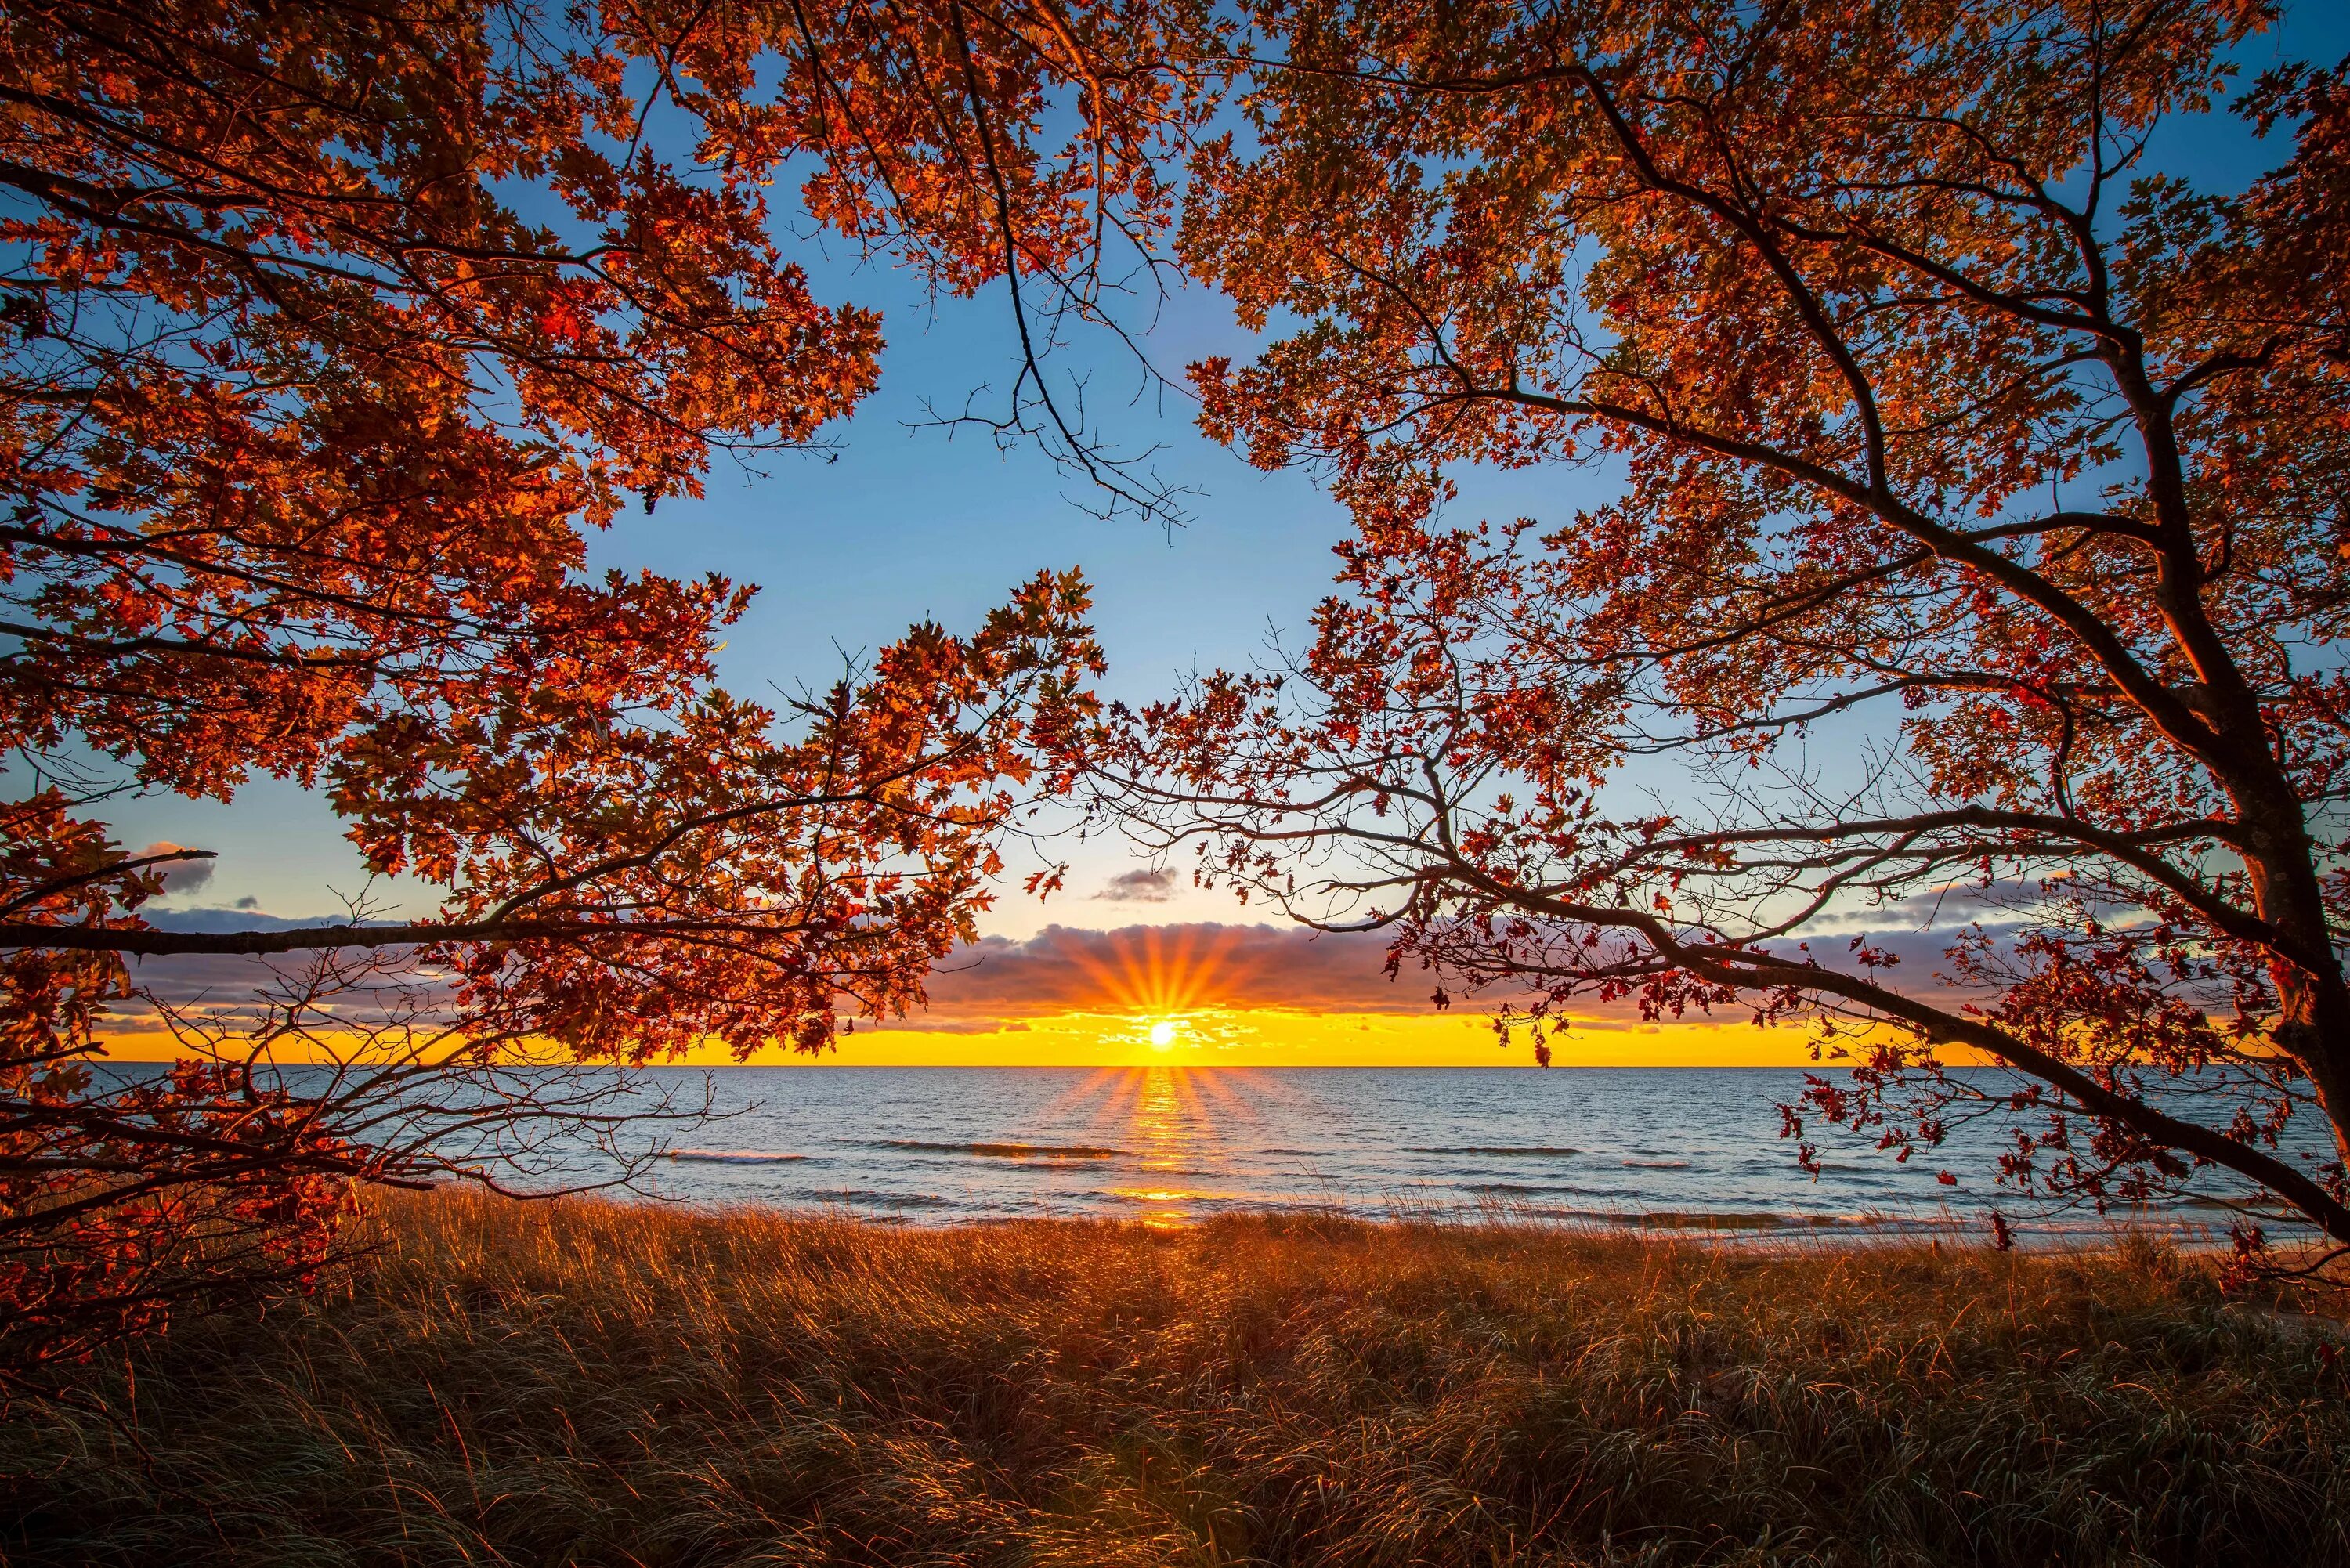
107;2;2350;939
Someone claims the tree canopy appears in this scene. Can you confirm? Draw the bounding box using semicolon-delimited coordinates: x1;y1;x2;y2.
0;0;1206;1382
1103;0;2350;1259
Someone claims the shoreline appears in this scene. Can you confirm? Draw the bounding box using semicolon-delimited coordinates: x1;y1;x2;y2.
623;1169;2312;1252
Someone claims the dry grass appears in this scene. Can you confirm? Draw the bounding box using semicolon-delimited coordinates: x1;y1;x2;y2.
4;1190;2347;1566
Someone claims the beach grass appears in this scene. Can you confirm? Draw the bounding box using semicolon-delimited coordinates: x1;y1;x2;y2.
3;1190;2346;1566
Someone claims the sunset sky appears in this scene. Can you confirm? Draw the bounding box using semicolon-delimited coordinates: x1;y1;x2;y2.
98;5;2347;1068
108;912;1955;1067
728;923;1840;1068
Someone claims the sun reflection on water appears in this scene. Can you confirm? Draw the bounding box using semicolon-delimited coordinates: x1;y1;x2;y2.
1014;1062;1309;1227
1068;1068;1208;1225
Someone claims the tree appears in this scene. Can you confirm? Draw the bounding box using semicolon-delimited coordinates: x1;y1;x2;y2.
1103;0;2350;1257
0;0;1191;1386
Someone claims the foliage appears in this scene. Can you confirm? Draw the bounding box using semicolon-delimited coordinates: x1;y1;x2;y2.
0;0;1207;1383
1101;0;2350;1253
5;1191;2347;1566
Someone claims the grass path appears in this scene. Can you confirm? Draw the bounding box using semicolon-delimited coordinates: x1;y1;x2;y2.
4;1191;2347;1566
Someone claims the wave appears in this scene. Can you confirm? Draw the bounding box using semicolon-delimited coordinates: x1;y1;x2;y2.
801;1190;953;1209
1630;1211;1803;1230
880;1140;1126;1161
663;1149;807;1165
1407;1146;1581;1157
1620;1158;1694;1169
1104;1187;1275;1208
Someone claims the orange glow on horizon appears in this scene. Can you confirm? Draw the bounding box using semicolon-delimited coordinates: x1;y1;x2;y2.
768;1007;1863;1068
85;1006;1858;1066
85;916;1965;1068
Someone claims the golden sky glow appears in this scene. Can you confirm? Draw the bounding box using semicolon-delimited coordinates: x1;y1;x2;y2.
96;919;1872;1066
91;1003;1833;1067
844;921;1841;1065
736;1009;1831;1068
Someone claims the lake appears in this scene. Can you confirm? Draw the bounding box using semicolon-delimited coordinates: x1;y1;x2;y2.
616;1065;2328;1244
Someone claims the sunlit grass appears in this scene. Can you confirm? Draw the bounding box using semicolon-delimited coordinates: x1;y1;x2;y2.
5;1190;2347;1565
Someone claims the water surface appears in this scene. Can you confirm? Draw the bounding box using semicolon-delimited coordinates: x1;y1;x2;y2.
629;1066;2328;1243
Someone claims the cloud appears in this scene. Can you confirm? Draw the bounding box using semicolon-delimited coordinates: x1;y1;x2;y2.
140;842;214;897
91;901;2051;1046
107;909;454;1015
920;922;1432;1021
1751;929;2012;1003
912;913;2050;1031
1094;868;1180;903
146;909;334;934
1804;876;2084;934
864;1015;1015;1035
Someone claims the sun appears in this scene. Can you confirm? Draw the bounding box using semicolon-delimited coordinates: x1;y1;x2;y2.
1147;1018;1179;1050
